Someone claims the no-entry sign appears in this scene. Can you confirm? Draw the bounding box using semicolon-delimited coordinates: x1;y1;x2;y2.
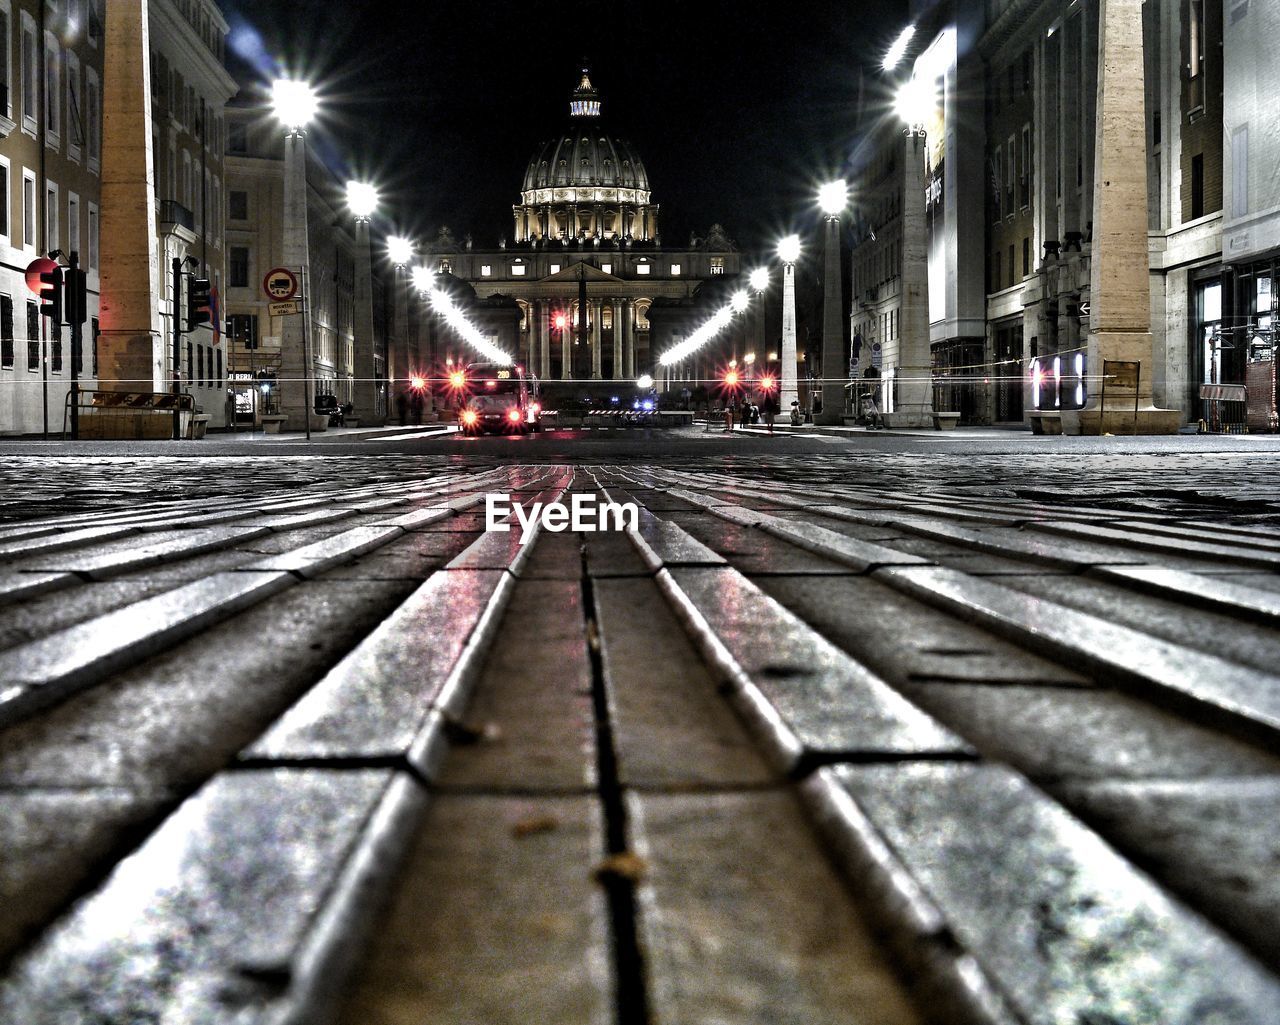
263;267;298;300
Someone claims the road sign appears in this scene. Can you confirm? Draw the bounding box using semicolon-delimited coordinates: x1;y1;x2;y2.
263;267;298;300
1078;300;1091;319
268;300;301;316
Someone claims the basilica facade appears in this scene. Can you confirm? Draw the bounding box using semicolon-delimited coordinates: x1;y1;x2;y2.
425;70;741;384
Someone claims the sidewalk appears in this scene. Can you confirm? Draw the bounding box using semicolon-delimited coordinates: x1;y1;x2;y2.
0;464;1277;1023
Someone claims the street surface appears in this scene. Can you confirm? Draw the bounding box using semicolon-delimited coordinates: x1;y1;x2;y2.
1;427;1279;1024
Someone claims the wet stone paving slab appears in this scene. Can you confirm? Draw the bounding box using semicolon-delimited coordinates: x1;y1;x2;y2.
0;448;1279;1024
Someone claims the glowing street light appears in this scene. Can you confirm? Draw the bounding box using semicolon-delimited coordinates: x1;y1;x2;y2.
386;235;414;266
818;179;849;218
636;373;654;389
749;267;769;293
777;234;801;265
271;79;318;134
882;24;916;71
895;76;939;136
345;180;378;221
730;290;750;313
411;265;434;292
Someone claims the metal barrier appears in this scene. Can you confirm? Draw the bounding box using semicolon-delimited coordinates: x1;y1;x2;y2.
64;389;197;439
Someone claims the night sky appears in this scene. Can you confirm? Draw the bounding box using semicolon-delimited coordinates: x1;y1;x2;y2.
219;0;906;260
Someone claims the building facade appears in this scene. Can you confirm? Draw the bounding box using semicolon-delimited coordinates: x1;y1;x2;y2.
851;0;1246;431
0;0;106;435
430;69;741;389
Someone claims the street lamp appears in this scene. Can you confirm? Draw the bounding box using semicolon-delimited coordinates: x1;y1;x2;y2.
817;179;849;425
344;180;383;425
386;235;414;267
273;78;318;437
776;234;801;413
882;24;916;71
345;180;379;221
749;267;769;372
384;235;417;418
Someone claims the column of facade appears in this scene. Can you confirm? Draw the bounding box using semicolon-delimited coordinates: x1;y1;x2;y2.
1059;3;1082;238
889;131;936;427
621;300;633;379
279;133;312;430
561;296;571;379
611;299;622;379
817;214;845;424
590;298;603;379
99;0;163;393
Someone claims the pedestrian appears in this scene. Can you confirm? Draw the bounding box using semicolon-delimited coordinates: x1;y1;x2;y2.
862;364;885;429
761;390;779;434
739;400;750;429
789;399;802;426
396;390;408;426
725;399;736;431
409;389;424;426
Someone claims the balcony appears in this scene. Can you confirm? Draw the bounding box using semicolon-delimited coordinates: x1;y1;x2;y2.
159;200;195;232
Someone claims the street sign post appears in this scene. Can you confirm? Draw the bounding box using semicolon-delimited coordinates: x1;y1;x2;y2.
263;268;299;301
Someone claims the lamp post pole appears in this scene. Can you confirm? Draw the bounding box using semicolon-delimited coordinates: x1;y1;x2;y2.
777;236;801;413
818;180;848;425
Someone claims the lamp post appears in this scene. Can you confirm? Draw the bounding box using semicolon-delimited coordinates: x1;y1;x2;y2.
776;235;801;413
817;179;848;424
346;180;384;426
892;75;939;428
385;235;414;420
273;78;318;437
749;266;769;375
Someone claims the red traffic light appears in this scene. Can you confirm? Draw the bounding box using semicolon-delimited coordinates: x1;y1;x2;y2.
25;257;59;296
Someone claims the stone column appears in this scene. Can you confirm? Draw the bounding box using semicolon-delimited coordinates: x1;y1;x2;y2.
590;299;603;379
612;299;622;379
561;299;571;379
622;300;634;379
351;220;380;424
538;301;551;379
780;262;799;411
888;131;936;427
817;214;845;424
1066;0;1179;434
389;266;408;418
98;0;163;391
1059;4;1082;239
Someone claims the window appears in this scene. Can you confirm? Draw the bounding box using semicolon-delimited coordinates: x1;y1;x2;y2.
87;204;98;269
636;262;651;276
992;146;1002;222
67;192;78;254
600;262;611;274
0;294;12;368
43;34;59;142
216;348;222;387
228;189;247;220
20;15;35;131
438;258;451;274
22;172;33;247
66;50;80;158
26;300;37;370
1007;244;1015;289
1191;152;1205;219
549;263;561;274
0;159;8;242
91;317;98;377
511;263;526;276
229;312;257;349
85;69;100;169
227;119;247;154
197;345;204;388
1189;0;1205;110
0;3;11;117
710;257;725;275
186;341;193;383
1021;126;1032;209
1231;0;1249;24
51;324;61;372
670;263;681;275
1023;237;1030;277
1232;125;1249;220
45;183;57;250
480;265;492;277
229;246;248;287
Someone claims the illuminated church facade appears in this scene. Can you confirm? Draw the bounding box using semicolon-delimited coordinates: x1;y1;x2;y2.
425;69;741;383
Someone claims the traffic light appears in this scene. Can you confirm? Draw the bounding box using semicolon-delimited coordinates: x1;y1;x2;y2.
37;267;63;323
64;268;88;326
187;277;212;332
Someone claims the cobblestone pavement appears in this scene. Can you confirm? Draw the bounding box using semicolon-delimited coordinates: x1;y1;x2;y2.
0;438;1279;1024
